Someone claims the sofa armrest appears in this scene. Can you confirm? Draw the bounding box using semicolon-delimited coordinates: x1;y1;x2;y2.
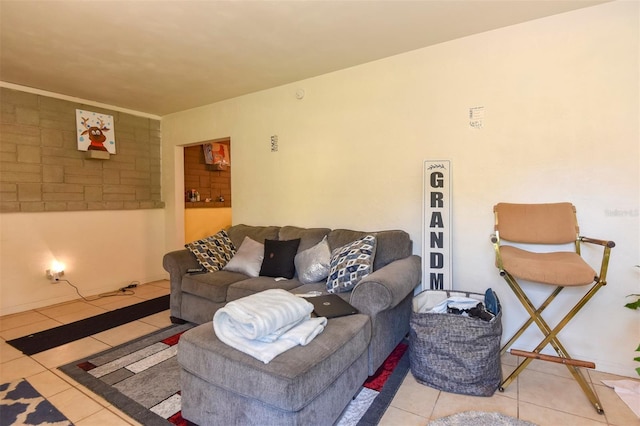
349;255;421;316
163;249;200;320
163;249;200;278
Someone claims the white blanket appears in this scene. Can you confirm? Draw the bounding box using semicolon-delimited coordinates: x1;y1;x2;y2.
213;289;327;364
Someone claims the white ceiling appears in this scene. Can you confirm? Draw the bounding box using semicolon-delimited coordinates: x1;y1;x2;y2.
0;0;607;116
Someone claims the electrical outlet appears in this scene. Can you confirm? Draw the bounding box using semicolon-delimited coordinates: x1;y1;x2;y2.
270;135;278;152
46;269;64;283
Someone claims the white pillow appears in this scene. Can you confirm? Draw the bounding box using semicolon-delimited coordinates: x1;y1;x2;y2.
223;236;264;277
294;236;331;284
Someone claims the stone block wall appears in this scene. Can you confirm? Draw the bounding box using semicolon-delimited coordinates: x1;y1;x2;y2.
0;88;164;212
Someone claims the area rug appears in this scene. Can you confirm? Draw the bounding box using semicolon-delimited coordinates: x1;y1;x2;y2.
428;411;537;426
59;324;409;426
0;379;72;426
8;294;170;355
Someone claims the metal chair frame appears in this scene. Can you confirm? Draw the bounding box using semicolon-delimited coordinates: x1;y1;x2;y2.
491;202;615;414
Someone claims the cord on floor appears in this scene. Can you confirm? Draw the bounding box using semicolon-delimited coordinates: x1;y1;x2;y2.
58;279;140;302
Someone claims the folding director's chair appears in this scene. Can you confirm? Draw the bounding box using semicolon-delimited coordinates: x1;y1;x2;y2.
491;202;615;414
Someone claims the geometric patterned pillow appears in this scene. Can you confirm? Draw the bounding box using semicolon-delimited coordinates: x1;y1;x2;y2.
185;229;236;272
326;235;377;294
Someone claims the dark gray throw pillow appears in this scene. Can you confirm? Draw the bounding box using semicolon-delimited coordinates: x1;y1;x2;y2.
259;238;301;279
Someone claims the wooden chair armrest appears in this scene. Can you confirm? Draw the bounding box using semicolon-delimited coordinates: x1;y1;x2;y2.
580;236;616;248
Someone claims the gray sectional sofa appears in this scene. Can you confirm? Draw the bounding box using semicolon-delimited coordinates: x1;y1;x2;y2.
162;224;421;425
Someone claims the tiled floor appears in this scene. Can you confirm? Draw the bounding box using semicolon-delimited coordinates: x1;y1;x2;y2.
1;280;637;425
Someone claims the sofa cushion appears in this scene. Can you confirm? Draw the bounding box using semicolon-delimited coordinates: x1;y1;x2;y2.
259;238;301;279
278;226;331;252
227;277;302;302
178;314;371;412
294;236;331;284
226;224;280;248
327;235;377;294
328;229;412;271
223;237;264;277
184;230;236;272
182;270;248;303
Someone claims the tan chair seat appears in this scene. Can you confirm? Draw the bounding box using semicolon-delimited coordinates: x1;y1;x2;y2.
499;245;596;286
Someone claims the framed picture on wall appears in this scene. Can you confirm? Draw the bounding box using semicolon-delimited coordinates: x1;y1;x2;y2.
76;109;116;154
203;143;230;167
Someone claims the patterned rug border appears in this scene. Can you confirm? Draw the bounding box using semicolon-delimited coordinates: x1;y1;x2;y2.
58;323;409;426
358;346;409;425
58;323;194;426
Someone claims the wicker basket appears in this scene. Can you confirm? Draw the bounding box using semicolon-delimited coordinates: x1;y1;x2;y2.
409;290;502;397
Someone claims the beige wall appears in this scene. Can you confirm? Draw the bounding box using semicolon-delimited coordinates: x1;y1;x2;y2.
162;2;639;376
0;209;166;314
185;207;232;242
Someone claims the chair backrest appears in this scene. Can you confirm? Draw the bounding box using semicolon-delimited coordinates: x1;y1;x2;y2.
494;202;579;244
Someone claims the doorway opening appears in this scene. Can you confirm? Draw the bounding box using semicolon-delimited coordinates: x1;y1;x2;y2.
183;138;232;242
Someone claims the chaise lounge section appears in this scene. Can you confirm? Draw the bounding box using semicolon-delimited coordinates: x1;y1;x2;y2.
179;313;372;425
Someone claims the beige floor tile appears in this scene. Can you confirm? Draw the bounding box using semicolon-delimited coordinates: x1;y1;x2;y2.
145;279;170;289
379;406;428;426
0;310;51;331
589;369;638;384
430;391;518;420
95;295;150;311
518;368;604;421
74;381;112;407
593;381;640;425
91;320;159;347
138;309;173;328
390;373;440;418
499;363;520;399
129;285;169;300
74;408;136;426
50;367;84;387
0;339;24;363
0;355;46;382
26;369;73;398
47;386;104;423
37;300;96;319
31;337;110;369
519;401;607;426
0;318;64;340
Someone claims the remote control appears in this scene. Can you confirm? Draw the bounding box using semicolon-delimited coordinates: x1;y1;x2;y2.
187;268;206;274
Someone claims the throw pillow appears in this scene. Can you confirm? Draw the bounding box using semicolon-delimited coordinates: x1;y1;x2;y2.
295;236;331;284
259;238;301;279
185;230;236;272
223;236;265;277
326;235;377;293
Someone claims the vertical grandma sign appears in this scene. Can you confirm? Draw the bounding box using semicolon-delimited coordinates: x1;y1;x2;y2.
423;160;452;290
